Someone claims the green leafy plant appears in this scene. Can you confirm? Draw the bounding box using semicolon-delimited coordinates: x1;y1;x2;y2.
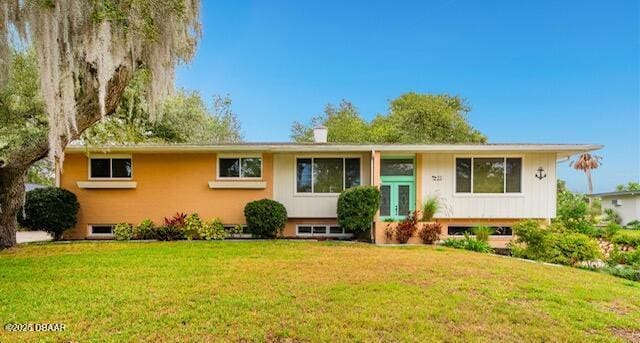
199;218;227;240
18;187;79;240
244;199;287;238
626;220;640;230
546;233;601;266
473;225;493;243
611;231;640;248
395;211;419;244
113;223;133;241
337;186;380;233
554;190;596;234
442;233;493;253
184;213;203;240
603;208;622;225
418;222;442;244
227;224;244;238
133;219;155;240
154;225;185;241
592;222;622;239
421;197;440;222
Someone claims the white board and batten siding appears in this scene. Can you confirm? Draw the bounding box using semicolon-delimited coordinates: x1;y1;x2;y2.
273;152;372;218
421;152;557;220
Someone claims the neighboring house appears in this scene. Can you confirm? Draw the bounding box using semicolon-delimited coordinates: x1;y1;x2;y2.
58;128;601;247
592;191;640;226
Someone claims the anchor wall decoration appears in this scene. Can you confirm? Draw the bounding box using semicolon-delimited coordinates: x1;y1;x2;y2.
535;167;547;180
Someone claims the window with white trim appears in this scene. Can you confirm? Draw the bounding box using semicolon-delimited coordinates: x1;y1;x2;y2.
296;224;351;236
90;158;132;179
90;225;115;235
218;157;262;178
296;157;361;193
455;157;522;194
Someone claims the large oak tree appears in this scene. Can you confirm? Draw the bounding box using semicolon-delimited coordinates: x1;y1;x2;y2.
0;0;201;248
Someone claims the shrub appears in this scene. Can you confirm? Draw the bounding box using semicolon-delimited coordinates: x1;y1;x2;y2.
18;187;79;240
337;186;380;233
626;220;640;230
227;224;244;238
113;223;134;241
546;233;600;266
184;213;204;240
421;197;440;222
592;222;622;239
608;247;640;268
473;225;493;243
133;219;155;240
244;199;287;238
554;190;596;234
442;233;493;253
510;220;550;260
418;222;441;244
199;218;227;240
511;219;601;266
612;231;640;247
154;225;185;241
599;265;640;281
394;210;419;244
603;208;622;225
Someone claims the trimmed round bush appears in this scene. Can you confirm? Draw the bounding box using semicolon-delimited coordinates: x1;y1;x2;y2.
337;186;380;233
113;223;133;241
244;199;287;238
134;219;156;240
18;187;79;240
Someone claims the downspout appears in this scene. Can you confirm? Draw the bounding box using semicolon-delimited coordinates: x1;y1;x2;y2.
370;149;376;244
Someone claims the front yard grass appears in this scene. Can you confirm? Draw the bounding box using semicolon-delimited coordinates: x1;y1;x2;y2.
1;241;639;342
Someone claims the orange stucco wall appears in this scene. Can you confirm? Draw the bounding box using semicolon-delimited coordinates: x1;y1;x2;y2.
60;152;273;239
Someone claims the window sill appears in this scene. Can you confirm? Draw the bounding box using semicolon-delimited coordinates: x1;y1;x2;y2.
77;181;137;189
453;193;524;198
208;181;267;189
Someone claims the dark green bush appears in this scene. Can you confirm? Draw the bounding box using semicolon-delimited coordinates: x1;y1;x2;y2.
442;233;493;253
244;199;287;238
626;220;640;230
592;223;622;239
337;186;380;233
18;187;79;240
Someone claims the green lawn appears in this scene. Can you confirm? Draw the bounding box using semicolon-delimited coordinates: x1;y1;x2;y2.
1;241;639;342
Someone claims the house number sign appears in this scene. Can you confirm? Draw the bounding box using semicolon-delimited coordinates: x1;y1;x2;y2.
432;175;443;182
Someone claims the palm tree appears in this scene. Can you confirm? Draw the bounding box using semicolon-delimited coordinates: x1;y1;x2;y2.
570;153;602;206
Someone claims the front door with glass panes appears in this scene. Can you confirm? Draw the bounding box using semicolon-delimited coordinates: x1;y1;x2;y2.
379;158;415;220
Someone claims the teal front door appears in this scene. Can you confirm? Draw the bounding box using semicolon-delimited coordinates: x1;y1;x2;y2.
379;157;416;220
380;182;415;220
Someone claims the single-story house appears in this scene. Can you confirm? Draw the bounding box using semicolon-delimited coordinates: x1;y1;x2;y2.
57;127;601;247
591;190;640;226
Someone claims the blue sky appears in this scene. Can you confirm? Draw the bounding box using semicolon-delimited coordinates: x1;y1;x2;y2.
176;0;639;193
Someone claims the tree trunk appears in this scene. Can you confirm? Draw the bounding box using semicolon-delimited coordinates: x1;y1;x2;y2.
0;65;131;249
0;168;26;248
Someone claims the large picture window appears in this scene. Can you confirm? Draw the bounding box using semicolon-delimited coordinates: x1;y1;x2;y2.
455;157;522;194
296;157;361;193
218;157;262;178
90;158;132;179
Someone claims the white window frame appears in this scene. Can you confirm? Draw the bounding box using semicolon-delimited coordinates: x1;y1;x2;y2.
88;154;133;181
88;224;115;236
295;224;353;237
217;154;263;180
453;156;524;196
294;157;362;195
